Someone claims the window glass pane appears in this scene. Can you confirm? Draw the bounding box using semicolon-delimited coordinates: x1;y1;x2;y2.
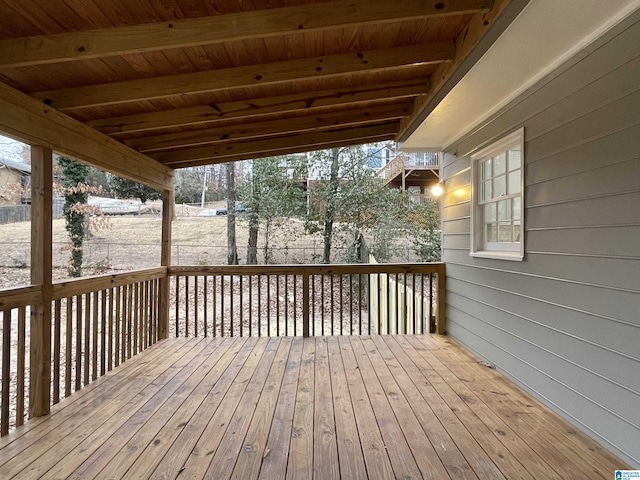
493;175;506;197
482;159;492;180
486;223;498;242
508;170;521;195
508;147;521;171
513;197;521;220
513;221;521;241
484;203;496;222
482;180;492;201
497;199;510;221
498;222;513;242
493;153;506;175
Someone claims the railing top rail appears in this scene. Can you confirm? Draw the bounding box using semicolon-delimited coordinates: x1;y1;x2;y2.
169;263;444;276
0;284;42;309
52;266;167;300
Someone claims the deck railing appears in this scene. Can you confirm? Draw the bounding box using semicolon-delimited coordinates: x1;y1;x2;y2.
0;262;444;436
169;263;444;338
0;267;166;436
377;152;439;183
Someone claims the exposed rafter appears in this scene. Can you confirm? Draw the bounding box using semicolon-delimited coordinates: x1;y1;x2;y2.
31;42;455;110
89;80;428;136
153;123;399;166
0;0;491;68
125;103;411;153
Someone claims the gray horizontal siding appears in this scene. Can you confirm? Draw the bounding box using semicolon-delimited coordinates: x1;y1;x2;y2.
441;10;640;467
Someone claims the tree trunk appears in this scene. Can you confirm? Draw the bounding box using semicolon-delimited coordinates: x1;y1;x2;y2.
226;162;239;265
322;148;340;264
247;217;258;265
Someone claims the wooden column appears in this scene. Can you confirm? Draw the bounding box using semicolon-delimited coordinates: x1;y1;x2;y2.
158;186;174;339
30;145;53;417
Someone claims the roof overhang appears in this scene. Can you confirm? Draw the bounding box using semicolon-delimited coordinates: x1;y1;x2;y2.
400;0;640;152
0;0;528;178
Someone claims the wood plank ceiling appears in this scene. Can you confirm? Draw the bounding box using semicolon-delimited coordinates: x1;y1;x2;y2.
0;0;509;170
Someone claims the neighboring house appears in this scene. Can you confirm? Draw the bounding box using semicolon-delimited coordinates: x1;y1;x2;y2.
0;158;30;205
377;146;440;203
399;2;640;467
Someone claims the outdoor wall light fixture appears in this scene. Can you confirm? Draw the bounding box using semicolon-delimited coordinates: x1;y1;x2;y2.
430;182;444;197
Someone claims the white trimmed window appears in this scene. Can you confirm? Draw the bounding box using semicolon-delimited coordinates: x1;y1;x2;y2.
471;128;524;260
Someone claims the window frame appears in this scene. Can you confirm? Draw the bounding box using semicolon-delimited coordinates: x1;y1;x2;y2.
470;128;525;261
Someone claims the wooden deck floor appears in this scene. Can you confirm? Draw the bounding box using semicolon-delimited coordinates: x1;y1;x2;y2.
0;335;626;479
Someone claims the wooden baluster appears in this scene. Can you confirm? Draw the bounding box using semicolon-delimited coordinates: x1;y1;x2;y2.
221;275;225;337
92;291;99;381
108;287;114;371
115;287;121;367
16;307;26;426
2;309;12;435
203;275;208;338
230;274;234;337
257;275;261;337
174;276;180;337
194;276;198;338
248;275;253;337
53;300;61;403
212;275;217;337
184;276;189;338
239;275;243;337
84;292;91;385
75;295;82;392
101;290;106;374
302;272;310;338
276;275;280;337
65;298;72;396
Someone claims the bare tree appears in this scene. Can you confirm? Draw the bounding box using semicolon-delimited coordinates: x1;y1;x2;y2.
226;162;239;265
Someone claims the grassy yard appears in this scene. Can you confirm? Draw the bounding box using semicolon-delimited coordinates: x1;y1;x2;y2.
0;204;333;288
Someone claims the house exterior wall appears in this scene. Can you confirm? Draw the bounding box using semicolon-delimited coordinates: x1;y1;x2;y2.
0;168;23;205
441;12;640;467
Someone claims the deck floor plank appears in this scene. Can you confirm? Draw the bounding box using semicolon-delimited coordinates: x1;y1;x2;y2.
157;337;271;479
138;336;260;479
209;337;291;479
287;335;316;480
68;337;237;479
326;336;367;480
383;335;507;480
423;335;616;479
0;338;205;478
371;335;480;480
0;335;629;479
0;337;187;456
258;337;304;480
348;336;424;479
337;335;395;479
313;337;340;480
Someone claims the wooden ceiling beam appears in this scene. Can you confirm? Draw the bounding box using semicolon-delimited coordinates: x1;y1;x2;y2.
152;123;398;167
168;135;397;168
397;0;514;141
89;80;428;136
32;42;455;110
0;81;173;190
0;0;491;68
125;103;411;153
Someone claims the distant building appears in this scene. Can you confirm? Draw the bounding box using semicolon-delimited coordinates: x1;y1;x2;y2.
0;158;31;205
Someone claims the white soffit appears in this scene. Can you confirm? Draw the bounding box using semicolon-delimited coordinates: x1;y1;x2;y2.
401;0;640;152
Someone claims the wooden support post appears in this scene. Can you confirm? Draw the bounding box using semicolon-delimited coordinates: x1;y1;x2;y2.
30;145;53;418
158;186;174;340
302;271;310;337
436;263;446;335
